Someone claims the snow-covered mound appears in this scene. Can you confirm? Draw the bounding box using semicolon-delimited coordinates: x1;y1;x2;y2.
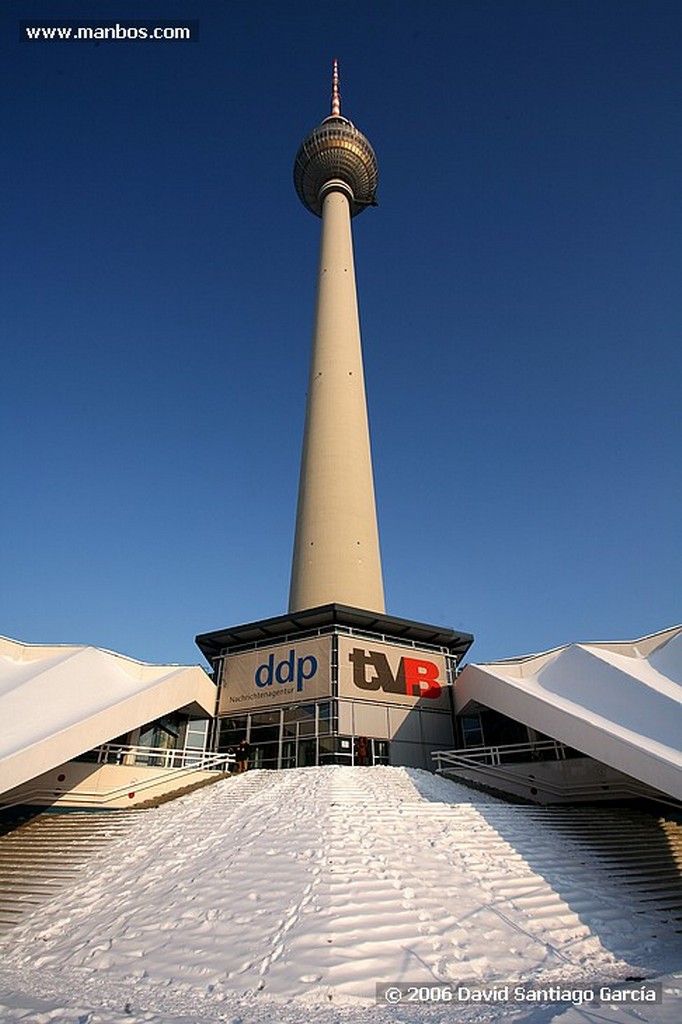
0;765;681;1024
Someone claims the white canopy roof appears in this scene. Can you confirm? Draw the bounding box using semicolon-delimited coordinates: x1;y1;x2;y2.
0;637;217;797
455;625;682;800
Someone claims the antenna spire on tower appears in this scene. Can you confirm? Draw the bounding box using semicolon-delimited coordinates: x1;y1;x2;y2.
331;58;341;116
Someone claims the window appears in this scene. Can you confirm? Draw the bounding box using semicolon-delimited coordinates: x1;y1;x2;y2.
459;714;483;747
184;719;209;751
217;717;248;752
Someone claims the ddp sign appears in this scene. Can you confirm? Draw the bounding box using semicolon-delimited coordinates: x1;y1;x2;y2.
337;635;450;709
218;636;332;714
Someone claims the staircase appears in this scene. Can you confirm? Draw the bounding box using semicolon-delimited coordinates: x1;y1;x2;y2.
460;802;682;941
0;810;142;935
319;768;682;980
0;772;283;938
0;767;680;1001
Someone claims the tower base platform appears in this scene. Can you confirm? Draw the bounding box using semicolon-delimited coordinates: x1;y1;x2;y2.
196;605;474;772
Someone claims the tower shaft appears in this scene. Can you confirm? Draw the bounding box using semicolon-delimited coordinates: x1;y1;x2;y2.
289;186;385;613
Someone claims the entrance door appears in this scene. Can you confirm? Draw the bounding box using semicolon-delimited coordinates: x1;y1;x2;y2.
249;709;281;769
281;740;297;769
371;739;389;765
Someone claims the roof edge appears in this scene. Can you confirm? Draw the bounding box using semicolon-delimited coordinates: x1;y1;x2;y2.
196;604;474;661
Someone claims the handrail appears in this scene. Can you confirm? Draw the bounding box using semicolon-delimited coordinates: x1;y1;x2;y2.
434;739;569;768
432;746;663;802
90;743;234;771
0;751;235;812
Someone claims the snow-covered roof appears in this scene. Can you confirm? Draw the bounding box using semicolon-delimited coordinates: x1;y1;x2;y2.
455;625;682;800
0;636;217;796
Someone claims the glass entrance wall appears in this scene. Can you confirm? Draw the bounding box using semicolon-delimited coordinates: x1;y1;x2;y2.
214;709;394;771
216;702;344;769
249;709;281;769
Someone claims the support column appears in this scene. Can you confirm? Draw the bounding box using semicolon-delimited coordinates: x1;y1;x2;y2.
289;186;385;613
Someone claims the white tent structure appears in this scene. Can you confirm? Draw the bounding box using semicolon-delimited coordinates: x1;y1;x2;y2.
452;625;682;802
0;636;218;806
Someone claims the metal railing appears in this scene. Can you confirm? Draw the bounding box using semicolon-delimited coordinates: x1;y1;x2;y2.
433;739;569;771
90;743;235;770
431;743;667;803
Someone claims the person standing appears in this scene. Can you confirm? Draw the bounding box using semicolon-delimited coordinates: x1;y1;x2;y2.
235;738;251;773
355;736;369;766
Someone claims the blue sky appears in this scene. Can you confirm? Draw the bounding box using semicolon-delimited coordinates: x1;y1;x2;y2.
1;0;680;668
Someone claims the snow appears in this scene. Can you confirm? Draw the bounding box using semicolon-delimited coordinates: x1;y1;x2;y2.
0;766;680;1023
0;636;203;758
0;636;214;794
456;625;682;799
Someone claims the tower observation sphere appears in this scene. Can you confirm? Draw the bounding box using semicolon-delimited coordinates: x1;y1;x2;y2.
293;71;378;218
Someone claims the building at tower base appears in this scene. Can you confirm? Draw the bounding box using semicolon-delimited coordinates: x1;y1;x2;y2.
196;604;474;772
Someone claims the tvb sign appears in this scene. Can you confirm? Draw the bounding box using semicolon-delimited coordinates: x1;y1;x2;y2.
218;636;332;714
337;636;451;709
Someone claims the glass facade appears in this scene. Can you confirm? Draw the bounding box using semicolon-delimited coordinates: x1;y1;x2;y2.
218;702;332;768
215;700;392;769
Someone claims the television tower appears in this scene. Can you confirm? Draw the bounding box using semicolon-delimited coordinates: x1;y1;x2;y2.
289;61;385;614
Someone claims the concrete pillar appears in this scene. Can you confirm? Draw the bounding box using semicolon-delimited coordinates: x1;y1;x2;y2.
289;185;385;613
